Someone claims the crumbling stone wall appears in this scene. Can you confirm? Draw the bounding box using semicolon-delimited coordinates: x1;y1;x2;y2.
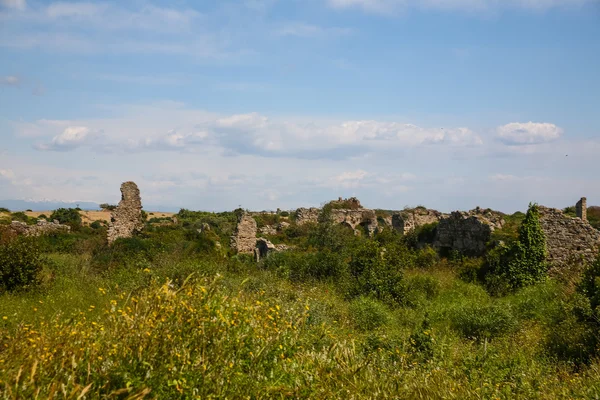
433;209;504;256
254;238;290;261
539;206;600;267
10;220;70;236
576;197;587;221
295;208;320;225
392;208;444;234
434;212;494;255
230;213;258;254
107;181;144;245
328;196;362;210
331;209;378;236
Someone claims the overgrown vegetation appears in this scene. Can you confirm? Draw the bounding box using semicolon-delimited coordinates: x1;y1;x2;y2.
484;204;548;294
50;208;82;230
1;203;600;398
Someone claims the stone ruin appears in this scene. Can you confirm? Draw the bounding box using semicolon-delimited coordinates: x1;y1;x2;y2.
430;198;600;267
539;201;600;268
107;181;144;245
230;212;258;254
254;238;291;262
230;213;291;259
577;197;587;221
9;219;70;237
294;198;380;236
295;207;320;225
330;208;379;236
392;208;445;235
433;208;506;256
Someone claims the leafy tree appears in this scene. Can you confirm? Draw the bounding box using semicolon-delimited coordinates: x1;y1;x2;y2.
485;203;547;292
99;203;117;211
50;208;82;230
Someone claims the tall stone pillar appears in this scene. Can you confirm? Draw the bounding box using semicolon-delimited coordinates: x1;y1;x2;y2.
576;197;587;221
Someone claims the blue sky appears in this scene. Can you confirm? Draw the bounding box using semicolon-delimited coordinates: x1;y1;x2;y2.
1;0;599;212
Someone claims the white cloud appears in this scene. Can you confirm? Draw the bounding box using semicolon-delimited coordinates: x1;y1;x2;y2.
0;0;25;10
21;107;483;158
0;75;20;86
496;122;563;145
35;126;102;151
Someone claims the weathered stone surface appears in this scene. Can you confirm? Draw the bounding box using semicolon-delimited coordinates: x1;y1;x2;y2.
259;225;278;236
329;196;362;209
230;213;258;254
254;237;291;261
277;221;290;231
434;209;505;255
392;208;445;234
576;197;587;221
107;181;144;245
295;199;379;235
295;207;320;225
331;209;378;236
10;220;70;236
539;206;600;267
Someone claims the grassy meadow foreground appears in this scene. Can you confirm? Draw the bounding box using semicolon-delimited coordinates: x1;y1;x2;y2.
1;205;600;398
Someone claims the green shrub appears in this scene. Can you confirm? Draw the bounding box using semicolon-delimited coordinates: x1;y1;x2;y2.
0;237;44;292
450;304;518;340
404;223;438;249
348;296;390;331
99;203;117;211
457;257;484;283
90;220;103;229
0;207;10;213
50;208;82;230
347;240;407;304
289;251;347;283
546;293;596;365
10;211;35;224
414;246;438;268
484;203;547;292
409;316;434;360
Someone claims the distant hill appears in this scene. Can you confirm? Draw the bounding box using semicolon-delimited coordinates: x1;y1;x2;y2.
0;199;100;212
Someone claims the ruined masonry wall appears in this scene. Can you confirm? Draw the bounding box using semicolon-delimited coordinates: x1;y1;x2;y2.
539;206;600;267
230;213;258;254
107;181;144;245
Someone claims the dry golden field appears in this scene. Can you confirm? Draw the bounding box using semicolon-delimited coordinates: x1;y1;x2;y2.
22;210;174;224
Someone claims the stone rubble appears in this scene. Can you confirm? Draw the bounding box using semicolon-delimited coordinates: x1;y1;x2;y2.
9;220;70;236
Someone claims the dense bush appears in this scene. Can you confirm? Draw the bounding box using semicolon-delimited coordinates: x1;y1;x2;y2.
547;255;600;364
484;204;547;293
50;208;82;229
347;240;408;304
0;237;44;292
0;207;10;213
404;222;438;249
10;211;36;224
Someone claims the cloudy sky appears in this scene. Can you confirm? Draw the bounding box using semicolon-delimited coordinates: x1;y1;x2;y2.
1;0;599;212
